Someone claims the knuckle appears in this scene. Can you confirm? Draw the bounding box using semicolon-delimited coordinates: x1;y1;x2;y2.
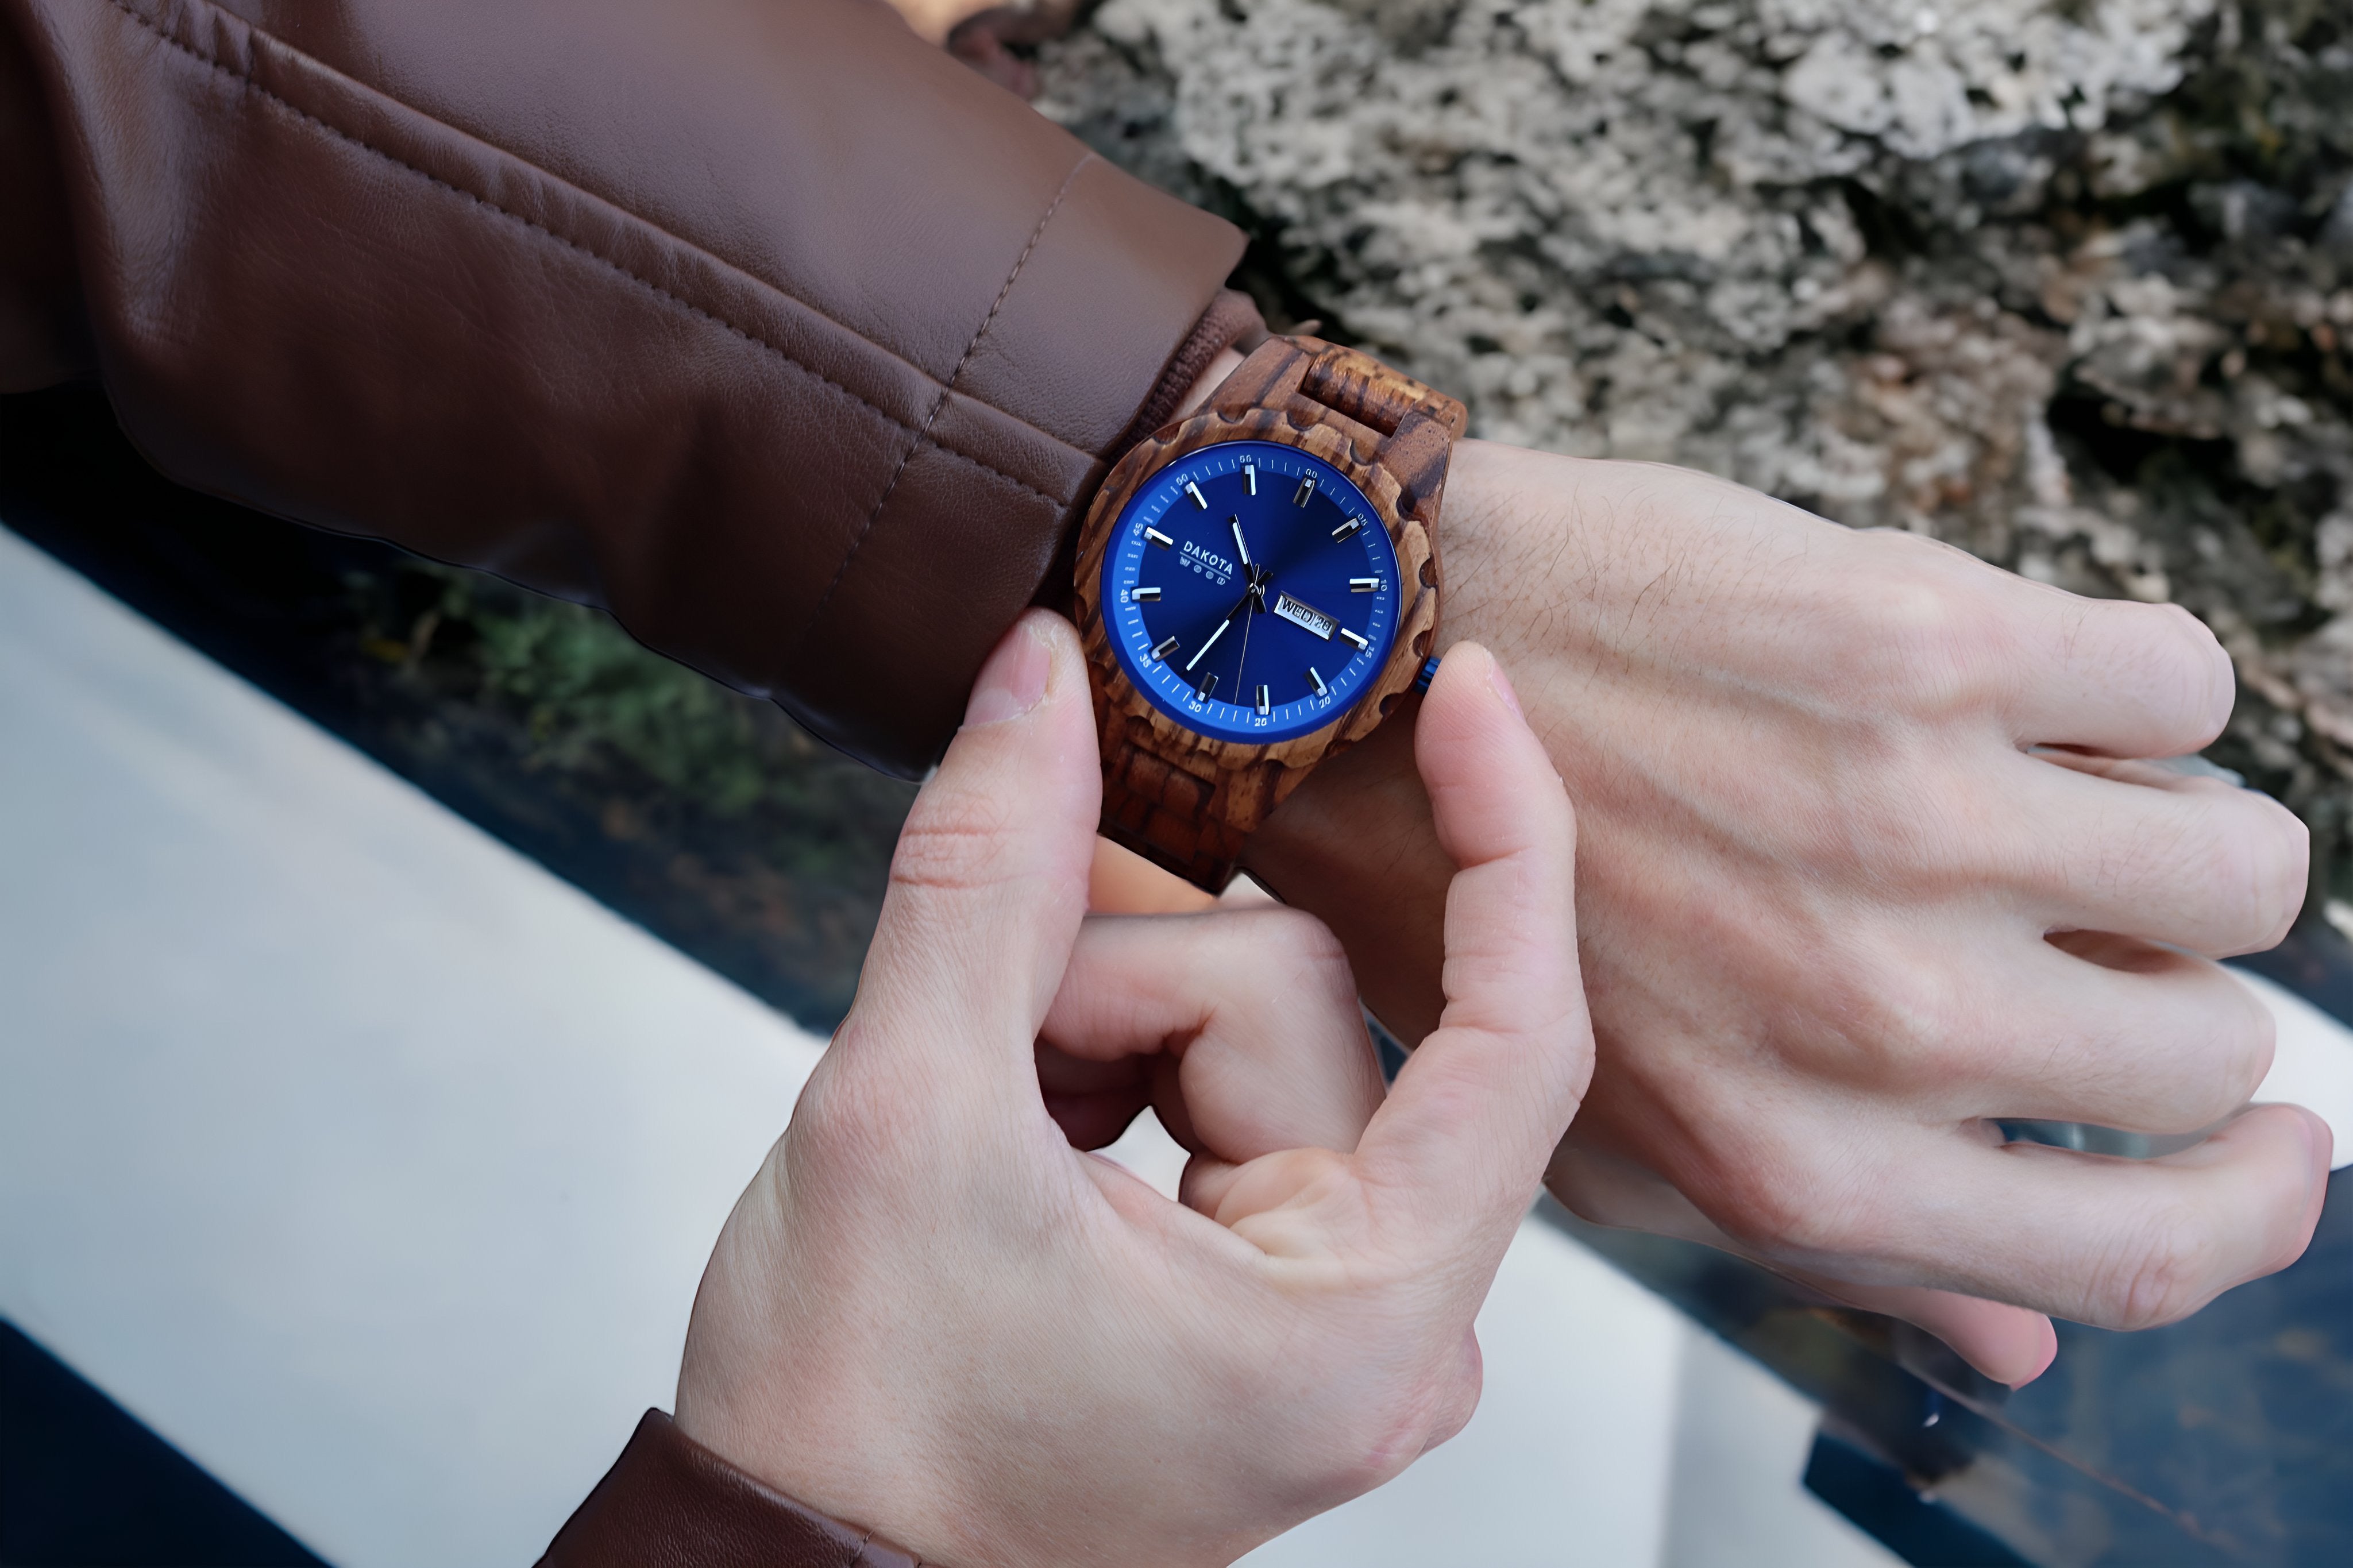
1316;1418;1413;1504
2194;799;2308;951
1843;577;2001;709
1418;1362;1483;1453
1876;975;1974;1088
1332;1358;1482;1500
1706;1142;1881;1260
2091;1216;2213;1331
1835;762;1989;891
1287;913;1357;992
1233;907;1356;998
1247;904;1349;961
2251;804;2310;949
2153;603;2235;739
2213;978;2278;1108
1801;939;1976;1091
784;1052;915;1191
2261;1163;2326;1274
1711;1179;1817;1257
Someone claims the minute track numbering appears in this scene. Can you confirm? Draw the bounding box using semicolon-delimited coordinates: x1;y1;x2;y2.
1104;439;1402;744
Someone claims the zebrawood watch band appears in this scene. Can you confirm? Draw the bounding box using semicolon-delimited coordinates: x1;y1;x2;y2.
1096;335;1467;891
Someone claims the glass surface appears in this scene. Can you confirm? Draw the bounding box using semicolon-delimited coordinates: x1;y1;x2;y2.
1101;440;1402;743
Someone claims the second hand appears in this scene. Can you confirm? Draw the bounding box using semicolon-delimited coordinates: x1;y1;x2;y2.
1234;595;1256;710
1232;562;1268;712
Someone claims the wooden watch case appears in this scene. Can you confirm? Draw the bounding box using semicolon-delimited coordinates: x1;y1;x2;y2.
1073;400;1442;841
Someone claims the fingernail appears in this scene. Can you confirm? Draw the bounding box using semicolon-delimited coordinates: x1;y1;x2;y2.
965;615;1052;728
1486;655;1525;721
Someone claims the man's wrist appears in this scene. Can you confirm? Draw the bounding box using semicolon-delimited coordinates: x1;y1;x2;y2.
1241;439;1524;1042
1176;344;1247;419
674;1382;974;1566
543;1409;925;1567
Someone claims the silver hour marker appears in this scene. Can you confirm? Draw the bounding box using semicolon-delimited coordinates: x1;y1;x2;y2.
1293;477;1315;507
1330;517;1363;542
1307;666;1327;697
1195;671;1218;700
1349;577;1383;593
1255;684;1271;716
1244;463;1257;496
1150;635;1180;662
1132;585;1162;601
1144;527;1174;549
1186;481;1210;510
1340;627;1371;651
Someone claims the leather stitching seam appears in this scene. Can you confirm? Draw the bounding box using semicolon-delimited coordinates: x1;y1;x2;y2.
99;0;1070;512
797;152;1094;649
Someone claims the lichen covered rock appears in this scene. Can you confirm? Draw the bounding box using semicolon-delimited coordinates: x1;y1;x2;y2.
1039;0;2353;899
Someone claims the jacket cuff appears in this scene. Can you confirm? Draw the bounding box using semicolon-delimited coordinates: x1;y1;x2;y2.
1032;287;1266;614
1113;288;1268;456
539;1410;926;1568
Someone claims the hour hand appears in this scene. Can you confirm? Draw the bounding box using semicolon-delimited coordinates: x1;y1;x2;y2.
1230;515;1254;571
1216;570;1266;627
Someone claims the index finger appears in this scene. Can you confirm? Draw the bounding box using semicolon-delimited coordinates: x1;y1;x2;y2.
1355;643;1593;1245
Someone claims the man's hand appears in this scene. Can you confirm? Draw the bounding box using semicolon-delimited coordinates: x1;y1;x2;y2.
674;612;1589;1568
1250;441;2335;1386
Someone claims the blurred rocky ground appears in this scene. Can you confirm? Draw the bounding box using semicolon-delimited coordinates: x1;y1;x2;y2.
1034;0;2353;907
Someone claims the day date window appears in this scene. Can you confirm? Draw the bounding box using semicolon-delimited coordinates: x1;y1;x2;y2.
1271;593;1337;640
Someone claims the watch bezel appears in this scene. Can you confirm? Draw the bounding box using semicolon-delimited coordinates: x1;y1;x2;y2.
1074;403;1438;827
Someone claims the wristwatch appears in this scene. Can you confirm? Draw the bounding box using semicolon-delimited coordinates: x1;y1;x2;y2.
1073;335;1468;890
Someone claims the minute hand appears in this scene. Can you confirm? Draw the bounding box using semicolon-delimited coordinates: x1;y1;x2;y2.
1182;615;1231;673
1185;569;1267;673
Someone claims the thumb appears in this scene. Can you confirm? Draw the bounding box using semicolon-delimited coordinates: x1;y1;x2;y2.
844;611;1101;1078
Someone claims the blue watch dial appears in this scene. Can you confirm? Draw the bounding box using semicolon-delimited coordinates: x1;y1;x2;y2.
1101;440;1403;743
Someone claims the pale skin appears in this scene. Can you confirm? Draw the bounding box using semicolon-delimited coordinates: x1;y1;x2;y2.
677;615;1589;1567
1048;346;2328;1386
882;0;2333;1379
672;339;2332;1554
1254;437;2332;1385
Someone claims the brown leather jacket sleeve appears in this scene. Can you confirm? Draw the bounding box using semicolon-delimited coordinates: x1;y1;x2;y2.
0;0;1254;777
541;1411;927;1568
